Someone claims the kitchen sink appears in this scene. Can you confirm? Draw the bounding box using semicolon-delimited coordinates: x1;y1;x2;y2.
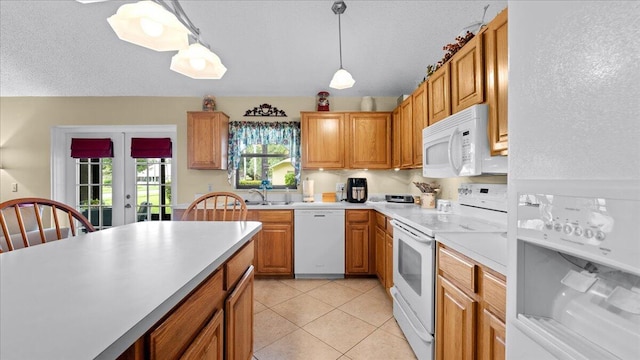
244;200;292;206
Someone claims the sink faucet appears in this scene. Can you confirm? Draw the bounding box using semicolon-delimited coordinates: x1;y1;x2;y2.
248;188;267;204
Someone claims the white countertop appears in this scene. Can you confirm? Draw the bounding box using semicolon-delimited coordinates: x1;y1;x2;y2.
0;221;262;360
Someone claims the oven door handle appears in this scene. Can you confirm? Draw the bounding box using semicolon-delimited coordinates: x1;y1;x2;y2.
390;287;434;344
390;220;433;244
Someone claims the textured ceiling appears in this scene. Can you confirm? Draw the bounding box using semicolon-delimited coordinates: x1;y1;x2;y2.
0;0;507;97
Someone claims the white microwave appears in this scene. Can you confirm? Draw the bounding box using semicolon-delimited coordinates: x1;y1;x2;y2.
422;104;507;178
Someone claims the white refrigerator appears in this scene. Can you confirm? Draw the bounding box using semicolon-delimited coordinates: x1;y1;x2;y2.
506;1;640;359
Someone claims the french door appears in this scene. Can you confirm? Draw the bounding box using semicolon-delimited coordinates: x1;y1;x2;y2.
51;126;176;229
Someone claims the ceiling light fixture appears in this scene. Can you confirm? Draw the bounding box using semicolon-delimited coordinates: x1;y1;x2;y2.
78;0;226;79
329;1;355;90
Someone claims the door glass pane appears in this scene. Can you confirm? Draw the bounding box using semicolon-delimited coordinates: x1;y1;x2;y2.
76;158;112;230
399;239;422;295
135;158;172;221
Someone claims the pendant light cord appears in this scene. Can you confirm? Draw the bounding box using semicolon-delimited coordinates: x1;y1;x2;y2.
338;13;343;69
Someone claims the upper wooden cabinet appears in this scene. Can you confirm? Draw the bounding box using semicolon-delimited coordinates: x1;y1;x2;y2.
400;97;414;168
412;82;428;166
187;111;229;170
391;107;402;169
428;62;451;125
484;8;509;156
301;111;391;170
451;34;485;114
348;112;392;169
300;112;345;169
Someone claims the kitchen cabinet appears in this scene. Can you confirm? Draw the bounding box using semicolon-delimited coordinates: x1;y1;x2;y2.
374;211;394;296
300;112;345;169
451;33;484;114
249;210;293;276
484;8;509;156
345;210;373;274
300;112;392;170
384;222;393;293
412;82;428;167
427;62;451;125
436;243;506;360
348;112;392;169
391;106;402;169
187;111;229;170
400;97;414;168
225;266;255;360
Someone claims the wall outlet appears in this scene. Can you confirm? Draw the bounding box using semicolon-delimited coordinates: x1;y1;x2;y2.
11;182;18;192
336;183;345;192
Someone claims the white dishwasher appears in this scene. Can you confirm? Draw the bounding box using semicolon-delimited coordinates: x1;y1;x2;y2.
294;209;345;278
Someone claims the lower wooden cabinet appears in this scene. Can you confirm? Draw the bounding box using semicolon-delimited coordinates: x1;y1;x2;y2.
345;210;373;274
249;210;293;276
180;308;224;360
436;243;507;360
384;230;393;294
374;211;394;296
375;225;385;281
225;266;255;360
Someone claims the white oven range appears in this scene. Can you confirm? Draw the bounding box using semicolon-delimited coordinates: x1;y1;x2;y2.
390;183;508;360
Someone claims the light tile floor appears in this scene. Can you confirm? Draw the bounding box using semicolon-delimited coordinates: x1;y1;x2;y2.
252;277;417;360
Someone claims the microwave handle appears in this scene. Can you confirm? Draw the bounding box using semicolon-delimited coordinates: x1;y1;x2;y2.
447;127;462;175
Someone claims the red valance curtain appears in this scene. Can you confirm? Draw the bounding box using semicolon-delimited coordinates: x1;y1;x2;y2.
70;138;113;158
130;137;172;158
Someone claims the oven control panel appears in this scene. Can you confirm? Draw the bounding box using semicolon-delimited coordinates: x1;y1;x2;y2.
517;192;640;271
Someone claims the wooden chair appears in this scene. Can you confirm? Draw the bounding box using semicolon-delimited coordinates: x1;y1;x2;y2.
0;197;96;253
180;192;248;221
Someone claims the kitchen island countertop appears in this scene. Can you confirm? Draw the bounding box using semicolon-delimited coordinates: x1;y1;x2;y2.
0;221;261;360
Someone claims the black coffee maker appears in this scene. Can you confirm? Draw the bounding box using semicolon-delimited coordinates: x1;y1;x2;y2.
346;178;368;203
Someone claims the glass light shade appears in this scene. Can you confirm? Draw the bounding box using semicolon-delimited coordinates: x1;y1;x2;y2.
329;68;355;89
107;1;190;52
170;43;227;79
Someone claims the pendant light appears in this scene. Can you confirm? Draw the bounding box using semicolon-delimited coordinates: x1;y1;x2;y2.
329;1;355;90
79;0;226;79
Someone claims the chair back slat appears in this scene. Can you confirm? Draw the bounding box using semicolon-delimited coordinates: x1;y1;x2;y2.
0;198;96;253
181;192;247;222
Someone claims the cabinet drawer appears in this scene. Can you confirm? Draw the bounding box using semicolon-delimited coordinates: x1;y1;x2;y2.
179;308;223;360
226;240;254;291
347;210;370;223
150;270;224;360
482;271;506;317
375;212;386;229
256;210;292;223
385;217;394;235
438;246;477;293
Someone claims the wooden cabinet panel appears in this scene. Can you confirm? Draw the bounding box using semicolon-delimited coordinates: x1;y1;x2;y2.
481;308;506;360
375;226;385;282
180;308;224;360
348;113;392;169
385;233;393;292
451;34;484;114
428;62;451;125
482;271;506;319
225;241;254;291
436;275;477;360
150;270;224;360
391;106;402;169
187;112;229;170
345;210;371;274
438;246;477;293
400;97;414;168
484;8;509;156
225;266;254;360
250;210;293;276
412;82;428;166
301;112;345;169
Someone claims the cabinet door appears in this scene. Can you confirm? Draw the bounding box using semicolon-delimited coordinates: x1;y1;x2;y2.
345;210;371;274
451;34;484;113
428;63;451;125
187;112;229;169
412;82;428;166
255;223;292;275
400;97;414;168
384;233;393;292
375;226;385;283
300;112;345;169
180;308;224;360
484;9;509;156
392;106;402;169
481;309;506;360
348;113;392;169
226;266;254;360
436;275;477;360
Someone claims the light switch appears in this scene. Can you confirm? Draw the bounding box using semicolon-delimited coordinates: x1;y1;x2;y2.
11;182;18;192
